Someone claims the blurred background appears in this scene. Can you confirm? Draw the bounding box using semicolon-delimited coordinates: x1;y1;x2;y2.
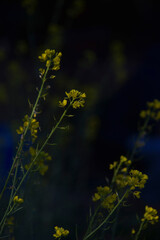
0;0;160;239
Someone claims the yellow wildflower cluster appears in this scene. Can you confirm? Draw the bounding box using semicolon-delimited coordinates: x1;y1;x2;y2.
59;89;86;109
141;206;159;224
38;49;62;78
109;155;132;173
13;196;24;204
128;170;148;190
109;161;117;170
109;155;131;172
115;174;130;188
140;99;160;121
115;169;148;199
53;226;69;239
25;147;52;175
16;115;39;141
92;186;117;211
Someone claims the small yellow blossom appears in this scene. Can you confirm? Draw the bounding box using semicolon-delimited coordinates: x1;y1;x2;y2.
115;174;130;188
140;99;160;121
131;228;136;234
128;170;148;190
109;161;117;170
141;206;159;224
72;99;85;109
121;167;127;173
13;196;24;204
92;186;117;211
38;53;47;62
59;99;67;107
101;193;117;210
53;226;69;239
16;115;39;141
25;147;52;175
38;49;62;75
125;160;132;166
120;155;127;163
92;193;101;201
133;191;141;199
140;110;147;119
65;89;86;109
16;126;24;134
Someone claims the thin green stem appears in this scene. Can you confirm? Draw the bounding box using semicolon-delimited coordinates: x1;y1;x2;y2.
0;66;49;201
84;205;101;238
83;190;129;240
111;161;123;186
134;221;145;240
0;103;71;235
0;67;50;235
111;205;121;240
13;101;72;202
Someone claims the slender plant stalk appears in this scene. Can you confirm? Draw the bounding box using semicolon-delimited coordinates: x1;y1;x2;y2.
134;221;145;240
84;205;101;238
12;102;72;197
110;115;150;240
0;66;49;200
0;101;73;235
0;65;50;234
83;190;129;240
111;161;123;186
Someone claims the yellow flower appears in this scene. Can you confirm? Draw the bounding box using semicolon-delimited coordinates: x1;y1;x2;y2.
38;49;62;74
115;174;130;188
65;89;80;99
140;110;147;118
80;93;86;98
141;206;159;224
109;161;117;170
53;226;69;239
13;196;18;203
59;99;67;107
16;126;24;134
13;196;24;204
133;191;141;199
18;198;24;203
121;167;127;173
25;147;52;175
92;193;101;201
72;99;85;109
140;99;160;121
120;155;127;163
92;186;117;211
125;160;132;166
128;169;148;190
65;89;86;109
16;115;39;141
131;228;136;234
38;53;47;62
101;193;117;211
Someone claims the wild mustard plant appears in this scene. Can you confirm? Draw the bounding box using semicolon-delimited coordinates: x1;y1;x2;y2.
129;99;160;163
0;47;159;240
140;99;160;121
81;101;160;240
53;226;69;239
0;49;86;238
132;205;159;240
